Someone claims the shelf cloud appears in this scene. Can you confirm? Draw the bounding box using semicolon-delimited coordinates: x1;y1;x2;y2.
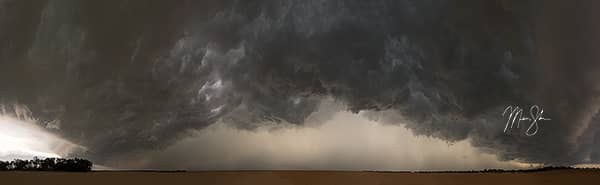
1;0;599;168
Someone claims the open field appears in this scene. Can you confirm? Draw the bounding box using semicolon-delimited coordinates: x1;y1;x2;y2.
2;170;600;185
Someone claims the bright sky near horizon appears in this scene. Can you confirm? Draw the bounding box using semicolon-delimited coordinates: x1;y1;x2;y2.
138;111;531;171
0;111;530;170
0;116;75;161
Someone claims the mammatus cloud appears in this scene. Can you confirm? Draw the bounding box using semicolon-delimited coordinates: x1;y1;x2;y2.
1;0;599;167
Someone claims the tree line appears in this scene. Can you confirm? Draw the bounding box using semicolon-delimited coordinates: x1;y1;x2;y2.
0;157;92;172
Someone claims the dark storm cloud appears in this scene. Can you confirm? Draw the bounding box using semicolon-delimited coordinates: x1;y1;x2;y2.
1;0;599;166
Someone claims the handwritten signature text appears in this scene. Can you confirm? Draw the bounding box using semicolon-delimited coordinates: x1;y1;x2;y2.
502;105;551;136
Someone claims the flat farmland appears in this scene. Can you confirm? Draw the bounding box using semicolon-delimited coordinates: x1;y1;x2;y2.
2;170;600;185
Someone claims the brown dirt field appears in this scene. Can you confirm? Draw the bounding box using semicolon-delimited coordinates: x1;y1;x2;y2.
1;170;599;185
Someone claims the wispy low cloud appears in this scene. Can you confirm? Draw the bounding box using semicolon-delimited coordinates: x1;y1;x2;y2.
0;116;80;161
133;112;526;171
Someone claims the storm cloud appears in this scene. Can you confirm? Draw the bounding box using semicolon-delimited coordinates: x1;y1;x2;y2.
1;0;599;167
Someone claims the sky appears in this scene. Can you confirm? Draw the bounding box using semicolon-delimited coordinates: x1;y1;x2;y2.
1;0;600;170
143;111;529;171
0;106;529;170
0;116;66;161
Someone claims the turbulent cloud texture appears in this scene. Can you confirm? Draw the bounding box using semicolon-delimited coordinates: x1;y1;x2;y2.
1;0;599;166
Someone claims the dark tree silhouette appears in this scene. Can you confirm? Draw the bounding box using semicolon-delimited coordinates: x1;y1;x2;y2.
0;157;92;172
12;159;28;170
0;161;8;170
